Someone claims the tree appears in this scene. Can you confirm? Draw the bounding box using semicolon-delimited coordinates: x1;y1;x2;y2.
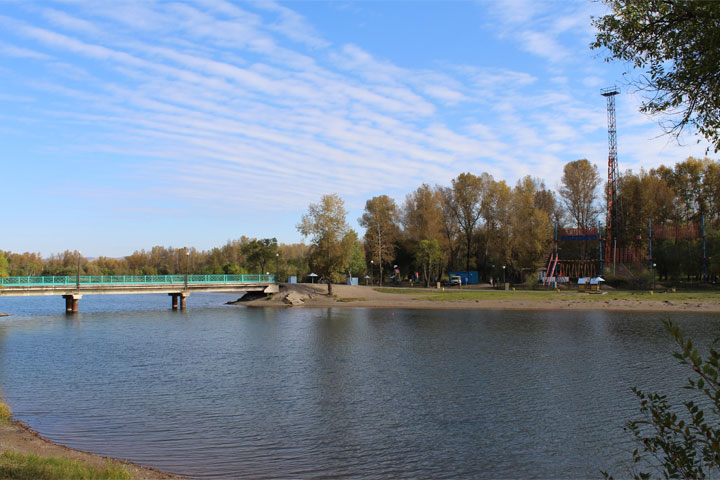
402;184;445;243
446;173;487;272
592;0;720;152
480;176;512;279
358;195;400;285
297;194;355;295
510;177;553;282
414;239;443;287
618;169;676;248
346;231;367;280
604;321;720;479
242;238;278;274
0;251;8;278
438;186;461;271
559;159;602;230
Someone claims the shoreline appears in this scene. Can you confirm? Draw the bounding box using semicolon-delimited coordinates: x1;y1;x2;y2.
236;283;720;313
0;402;184;479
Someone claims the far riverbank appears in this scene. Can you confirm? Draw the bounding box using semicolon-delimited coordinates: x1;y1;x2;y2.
236;283;720;313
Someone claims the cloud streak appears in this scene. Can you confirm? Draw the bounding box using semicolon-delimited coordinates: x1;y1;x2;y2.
0;0;713;255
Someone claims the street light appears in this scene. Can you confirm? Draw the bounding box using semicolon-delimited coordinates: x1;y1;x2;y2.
76;250;82;290
370;260;374;285
275;252;279;283
185;250;190;289
502;265;506;288
653;262;657;291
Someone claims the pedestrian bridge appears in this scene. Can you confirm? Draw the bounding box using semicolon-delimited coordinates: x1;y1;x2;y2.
0;274;278;312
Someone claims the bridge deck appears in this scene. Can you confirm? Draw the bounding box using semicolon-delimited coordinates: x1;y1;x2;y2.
0;274;278;298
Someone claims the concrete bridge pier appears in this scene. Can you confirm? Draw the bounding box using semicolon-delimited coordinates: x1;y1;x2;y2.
63;294;82;313
169;292;190;310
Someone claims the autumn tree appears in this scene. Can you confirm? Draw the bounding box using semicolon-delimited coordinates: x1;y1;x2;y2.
480;176;512;278
402;184;447;279
438;186;461;271
414;239;443;287
297;194;355;295
446;173;487;272
533;178;564;226
345;230;367;280
592;0;720;151
0;252;8;278
359;195;400;285
559;159;601;230
618;169;676;248
509;177;553;282
402;184;445;242
653;157;720;224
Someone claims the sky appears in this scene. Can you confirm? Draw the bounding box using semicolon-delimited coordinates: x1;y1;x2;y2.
0;0;713;258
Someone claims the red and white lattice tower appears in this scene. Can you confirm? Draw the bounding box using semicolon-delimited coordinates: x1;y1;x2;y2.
602;86;620;250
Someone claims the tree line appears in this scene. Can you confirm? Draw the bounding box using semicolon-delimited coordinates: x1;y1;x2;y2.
1;156;719;287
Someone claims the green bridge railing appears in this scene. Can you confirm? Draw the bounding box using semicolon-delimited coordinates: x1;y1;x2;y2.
0;274;276;287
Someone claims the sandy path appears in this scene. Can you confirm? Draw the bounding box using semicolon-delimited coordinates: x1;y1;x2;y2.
239;283;720;312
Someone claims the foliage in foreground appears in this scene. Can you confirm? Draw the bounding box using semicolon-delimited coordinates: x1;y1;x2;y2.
604;320;720;479
0;402;11;425
0;450;129;480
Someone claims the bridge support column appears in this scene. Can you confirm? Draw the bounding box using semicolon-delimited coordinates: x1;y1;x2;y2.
169;293;189;310
62;294;82;313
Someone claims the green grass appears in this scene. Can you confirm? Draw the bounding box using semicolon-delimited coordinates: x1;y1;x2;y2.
372;287;720;303
0;401;11;425
336;297;367;302
0;450;130;480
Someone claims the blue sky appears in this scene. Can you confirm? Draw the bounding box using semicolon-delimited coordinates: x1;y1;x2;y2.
0;0;712;258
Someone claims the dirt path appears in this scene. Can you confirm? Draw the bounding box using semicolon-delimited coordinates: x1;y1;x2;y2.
237;283;720;312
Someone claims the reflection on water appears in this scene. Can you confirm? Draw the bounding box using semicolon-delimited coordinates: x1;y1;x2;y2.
1;295;718;479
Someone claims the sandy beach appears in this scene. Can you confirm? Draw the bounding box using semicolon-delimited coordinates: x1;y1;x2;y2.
237;283;720;313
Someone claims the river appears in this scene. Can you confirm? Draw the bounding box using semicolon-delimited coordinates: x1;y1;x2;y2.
0;293;718;478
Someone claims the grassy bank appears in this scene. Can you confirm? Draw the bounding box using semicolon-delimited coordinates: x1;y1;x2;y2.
0;400;131;480
0;450;130;480
373;287;720;303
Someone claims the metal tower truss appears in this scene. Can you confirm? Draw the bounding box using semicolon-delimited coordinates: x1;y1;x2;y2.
602;86;620;249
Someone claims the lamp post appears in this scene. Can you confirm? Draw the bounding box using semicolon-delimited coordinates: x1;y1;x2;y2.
502;265;506;288
370;260;374;285
76;250;82;290
185;250;190;289
653;262;656;291
275;252;279;283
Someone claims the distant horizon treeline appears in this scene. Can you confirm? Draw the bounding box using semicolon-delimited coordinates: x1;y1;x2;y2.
2;156;720;285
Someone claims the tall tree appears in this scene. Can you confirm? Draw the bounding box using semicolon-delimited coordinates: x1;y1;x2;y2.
618;169;676;248
359;195;399;285
438;186;461;271
297;194;354;295
402;184;444;242
0;251;8;278
510;177;553;282
559;159;601;230
446;173;487;272
653;157;719;224
480;176;512;278
414;239;443;287
242;238;278;274
592;0;720;151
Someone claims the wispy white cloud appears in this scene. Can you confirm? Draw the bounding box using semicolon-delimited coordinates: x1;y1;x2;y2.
0;0;712;255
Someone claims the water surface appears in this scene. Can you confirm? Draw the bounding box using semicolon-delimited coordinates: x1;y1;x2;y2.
1;294;717;478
